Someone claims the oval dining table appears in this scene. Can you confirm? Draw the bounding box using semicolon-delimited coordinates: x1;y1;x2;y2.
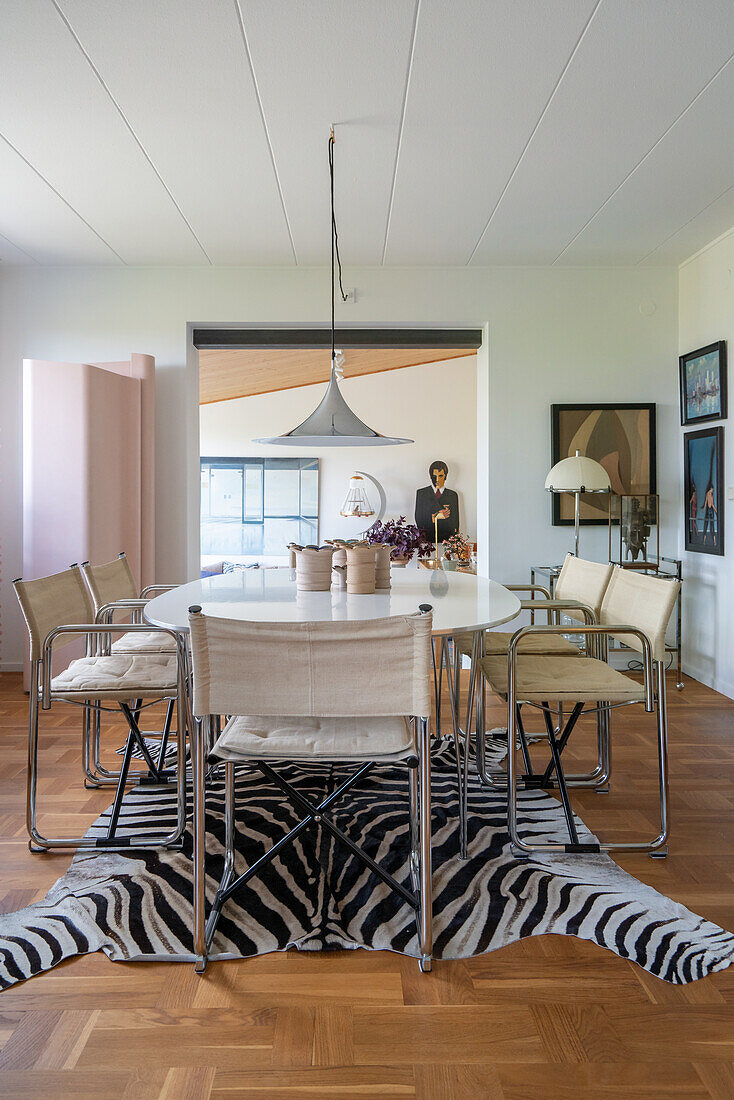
145;565;520;774
144;564;520;762
144;565;521;639
144;567;521;954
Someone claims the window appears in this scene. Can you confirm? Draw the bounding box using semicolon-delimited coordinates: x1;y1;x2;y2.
201;457;319;561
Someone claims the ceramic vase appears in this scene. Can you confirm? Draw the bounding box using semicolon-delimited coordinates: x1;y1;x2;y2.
293;546;334;591
345;544;377;594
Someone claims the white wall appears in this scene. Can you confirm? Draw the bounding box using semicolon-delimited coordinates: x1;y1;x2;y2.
0;264;677;669
679;227;734;697
199;357;478;550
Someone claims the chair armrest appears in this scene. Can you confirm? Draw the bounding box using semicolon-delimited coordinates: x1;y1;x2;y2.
141;584;179;598
42;623;183;708
507;623;654;711
506;584;552;600
516;598;598;625
95;599;149;624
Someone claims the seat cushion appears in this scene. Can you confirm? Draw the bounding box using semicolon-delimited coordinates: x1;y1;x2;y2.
211;714;415;762
479;654;645;704
51;654;178;701
110;630;176;655
454;630;580;658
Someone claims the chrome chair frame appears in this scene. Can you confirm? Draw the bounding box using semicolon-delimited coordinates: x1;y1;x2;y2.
189;608;434;976
82;588;179;790
27;621;188;852
442;592;611;860
477;601;612;792
505;622;669;857
192;714;432;974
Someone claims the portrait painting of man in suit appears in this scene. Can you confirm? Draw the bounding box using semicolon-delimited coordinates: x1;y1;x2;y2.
415;459;460;543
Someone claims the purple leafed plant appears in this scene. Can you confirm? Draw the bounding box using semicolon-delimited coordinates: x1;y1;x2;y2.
365;516;433;562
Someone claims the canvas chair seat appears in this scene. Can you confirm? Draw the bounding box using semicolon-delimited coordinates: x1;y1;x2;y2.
212;713;415;763
110;630;177;655
480;654;646;704
51;654;178;701
454;630;579;658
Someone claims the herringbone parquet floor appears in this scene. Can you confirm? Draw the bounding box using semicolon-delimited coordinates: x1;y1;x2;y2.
2;670;734;1099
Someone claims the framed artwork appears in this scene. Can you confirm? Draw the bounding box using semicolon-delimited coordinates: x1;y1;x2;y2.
679;341;727;425
551;403;656;526
684;426;724;556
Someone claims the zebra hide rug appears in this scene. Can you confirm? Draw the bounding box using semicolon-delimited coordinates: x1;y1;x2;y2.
1;743;733;989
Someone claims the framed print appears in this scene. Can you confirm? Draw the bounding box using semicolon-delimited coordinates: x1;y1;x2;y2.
551;404;656;526
684;426;724;556
679;341;727;425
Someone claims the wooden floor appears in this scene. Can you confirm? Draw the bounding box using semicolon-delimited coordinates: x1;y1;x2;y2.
2;670;734;1099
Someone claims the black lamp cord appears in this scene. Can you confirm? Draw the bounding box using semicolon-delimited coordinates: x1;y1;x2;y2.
329;129;348;368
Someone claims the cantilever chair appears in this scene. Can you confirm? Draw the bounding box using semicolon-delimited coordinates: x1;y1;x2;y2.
446;555;614;857
187;607;434;974
482;567;680;857
80;553;178;788
474;556;615;790
14;565;187;852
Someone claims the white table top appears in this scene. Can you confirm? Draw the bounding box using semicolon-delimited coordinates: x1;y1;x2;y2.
144;567;521;638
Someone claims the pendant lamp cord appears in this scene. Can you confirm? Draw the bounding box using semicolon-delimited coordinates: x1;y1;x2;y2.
329;128;348;367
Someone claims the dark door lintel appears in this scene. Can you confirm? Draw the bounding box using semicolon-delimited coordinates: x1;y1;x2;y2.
192;327;483;351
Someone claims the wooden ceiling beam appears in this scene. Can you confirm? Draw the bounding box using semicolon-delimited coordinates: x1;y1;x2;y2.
198;346;476;404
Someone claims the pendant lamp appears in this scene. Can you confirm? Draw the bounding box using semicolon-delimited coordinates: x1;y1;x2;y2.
255;130;413;448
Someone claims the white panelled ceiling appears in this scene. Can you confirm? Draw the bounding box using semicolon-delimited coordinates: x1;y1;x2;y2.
1;0;734;266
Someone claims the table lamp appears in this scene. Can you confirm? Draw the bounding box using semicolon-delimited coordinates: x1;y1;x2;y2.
545;450;611;557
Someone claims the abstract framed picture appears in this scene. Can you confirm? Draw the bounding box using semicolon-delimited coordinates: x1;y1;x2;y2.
551;404;656;526
679;341;727;425
684;426;724;556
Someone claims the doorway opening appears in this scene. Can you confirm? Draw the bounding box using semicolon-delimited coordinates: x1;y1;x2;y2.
192;327;483;576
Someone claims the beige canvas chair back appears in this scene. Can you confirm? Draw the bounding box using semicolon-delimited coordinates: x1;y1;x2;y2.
554;554;614;623
81;553;137;613
600;567;680;662
14;565;93;661
189;611;433;719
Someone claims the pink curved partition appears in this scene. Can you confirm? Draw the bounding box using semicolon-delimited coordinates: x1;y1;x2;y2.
22;355;155;681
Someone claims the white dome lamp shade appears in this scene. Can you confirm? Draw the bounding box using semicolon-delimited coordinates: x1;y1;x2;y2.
545;450;611;557
255;129;413;449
